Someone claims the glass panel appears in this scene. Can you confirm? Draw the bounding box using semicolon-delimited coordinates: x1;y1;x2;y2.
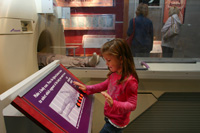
38;0;200;66
128;0;200;58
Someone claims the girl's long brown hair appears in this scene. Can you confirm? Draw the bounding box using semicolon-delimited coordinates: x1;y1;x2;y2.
101;38;139;84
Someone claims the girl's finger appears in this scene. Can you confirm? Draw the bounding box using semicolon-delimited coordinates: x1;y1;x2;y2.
101;92;111;99
101;92;107;97
73;81;86;91
73;81;82;86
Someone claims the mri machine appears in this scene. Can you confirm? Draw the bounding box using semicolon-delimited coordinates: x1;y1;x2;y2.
0;0;66;132
1;0;200;132
0;0;65;94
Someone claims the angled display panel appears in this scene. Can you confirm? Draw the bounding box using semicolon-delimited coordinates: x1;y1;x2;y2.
12;64;93;133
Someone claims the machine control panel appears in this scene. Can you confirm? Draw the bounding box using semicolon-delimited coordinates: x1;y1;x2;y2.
21;21;33;33
0;18;33;34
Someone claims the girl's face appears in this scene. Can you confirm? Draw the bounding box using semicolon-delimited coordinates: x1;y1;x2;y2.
102;53;123;74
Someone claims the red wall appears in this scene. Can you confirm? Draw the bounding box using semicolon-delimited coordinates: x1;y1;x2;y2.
64;0;124;56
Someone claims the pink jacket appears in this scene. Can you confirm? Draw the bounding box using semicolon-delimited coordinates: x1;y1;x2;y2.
86;72;138;127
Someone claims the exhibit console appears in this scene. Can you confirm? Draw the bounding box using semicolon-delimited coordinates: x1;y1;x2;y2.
0;60;93;133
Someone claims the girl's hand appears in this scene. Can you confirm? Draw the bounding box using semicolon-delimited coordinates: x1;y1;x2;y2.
73;81;87;92
101;92;113;107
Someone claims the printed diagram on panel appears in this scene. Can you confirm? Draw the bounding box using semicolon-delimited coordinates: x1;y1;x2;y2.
49;78;85;128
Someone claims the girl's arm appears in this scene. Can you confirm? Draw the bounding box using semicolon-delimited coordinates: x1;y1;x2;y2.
86;79;109;95
73;79;109;95
111;80;138;114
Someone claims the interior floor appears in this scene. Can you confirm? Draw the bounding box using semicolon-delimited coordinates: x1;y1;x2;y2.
124;92;200;133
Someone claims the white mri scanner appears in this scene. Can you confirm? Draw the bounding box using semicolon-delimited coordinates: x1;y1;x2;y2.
0;0;65;94
0;0;65;132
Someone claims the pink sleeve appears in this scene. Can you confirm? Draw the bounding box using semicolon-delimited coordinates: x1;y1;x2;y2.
86;79;109;95
112;79;138;114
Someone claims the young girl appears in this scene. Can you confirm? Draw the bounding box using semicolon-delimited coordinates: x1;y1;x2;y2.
74;38;139;133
